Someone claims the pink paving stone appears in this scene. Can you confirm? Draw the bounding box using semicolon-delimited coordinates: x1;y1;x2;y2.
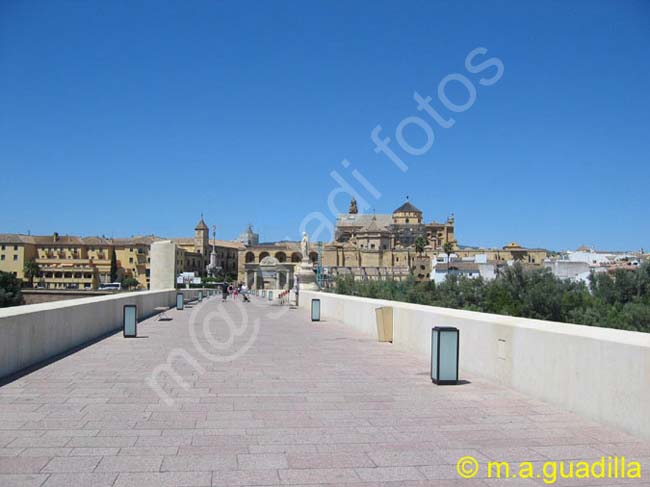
41;473;118;487
237;452;288;470
0;297;648;484
95;455;164;472
0;456;50;474
211;468;281;486
113;471;212;487
40;455;101;473
0;474;48;487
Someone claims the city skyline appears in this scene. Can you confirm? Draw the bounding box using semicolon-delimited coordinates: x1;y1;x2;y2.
1;1;649;250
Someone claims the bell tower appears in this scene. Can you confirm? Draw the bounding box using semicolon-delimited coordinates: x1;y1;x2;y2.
194;214;209;256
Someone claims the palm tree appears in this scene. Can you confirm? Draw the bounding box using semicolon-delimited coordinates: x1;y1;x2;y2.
443;241;454;275
414;235;426;256
23;260;40;288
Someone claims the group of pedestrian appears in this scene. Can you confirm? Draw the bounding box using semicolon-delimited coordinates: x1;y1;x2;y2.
220;282;250;303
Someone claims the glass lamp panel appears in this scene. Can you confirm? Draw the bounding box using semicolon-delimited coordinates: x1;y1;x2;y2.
431;329;439;380
439;331;458;381
124;305;137;337
311;299;321;321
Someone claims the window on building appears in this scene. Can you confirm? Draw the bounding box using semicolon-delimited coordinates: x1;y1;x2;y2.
0;255;4;261
129;257;133;263
14;245;18;251
0;245;4;250
13;255;17;261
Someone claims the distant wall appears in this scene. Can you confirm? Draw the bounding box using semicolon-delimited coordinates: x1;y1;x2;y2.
21;290;112;305
0;288;204;380
299;291;650;440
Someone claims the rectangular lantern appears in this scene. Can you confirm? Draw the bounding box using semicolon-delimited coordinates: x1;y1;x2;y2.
123;304;137;338
198;291;203;302
176;292;184;310
431;327;459;385
311;298;321;322
268;291;273;301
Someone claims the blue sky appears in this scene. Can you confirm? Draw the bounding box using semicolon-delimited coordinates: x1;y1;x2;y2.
1;0;648;251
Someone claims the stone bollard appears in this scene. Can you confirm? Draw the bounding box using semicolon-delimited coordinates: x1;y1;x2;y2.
375;306;393;342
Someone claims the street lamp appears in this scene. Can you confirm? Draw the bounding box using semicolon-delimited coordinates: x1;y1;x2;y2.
431;327;459;385
311;298;321;322
123;304;137;338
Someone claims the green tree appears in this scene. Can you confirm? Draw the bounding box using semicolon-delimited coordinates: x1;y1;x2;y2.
332;261;650;333
121;276;139;290
0;271;23;308
23;260;40;288
414;235;427;255
110;249;118;283
442;241;454;257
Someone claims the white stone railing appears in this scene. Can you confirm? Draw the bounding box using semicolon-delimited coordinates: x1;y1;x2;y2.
299;290;650;439
0;288;205;380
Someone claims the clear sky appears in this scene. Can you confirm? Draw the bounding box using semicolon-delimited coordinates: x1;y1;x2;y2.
1;0;648;251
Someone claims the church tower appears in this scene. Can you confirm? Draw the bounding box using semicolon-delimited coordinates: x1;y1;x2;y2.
194;215;209;256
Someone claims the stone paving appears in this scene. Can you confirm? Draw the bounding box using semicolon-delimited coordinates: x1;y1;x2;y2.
0;295;649;486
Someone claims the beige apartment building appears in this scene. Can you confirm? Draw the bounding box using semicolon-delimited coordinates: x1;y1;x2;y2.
0;217;241;290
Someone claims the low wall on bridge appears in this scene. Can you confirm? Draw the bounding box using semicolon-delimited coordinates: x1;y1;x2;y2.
0;288;205;381
21;289;112;305
299;290;650;440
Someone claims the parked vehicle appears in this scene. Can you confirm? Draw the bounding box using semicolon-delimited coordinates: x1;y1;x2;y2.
99;282;121;291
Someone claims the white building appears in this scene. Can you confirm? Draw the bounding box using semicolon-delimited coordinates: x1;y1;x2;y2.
432;254;498;283
544;260;593;284
561;246;637;266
